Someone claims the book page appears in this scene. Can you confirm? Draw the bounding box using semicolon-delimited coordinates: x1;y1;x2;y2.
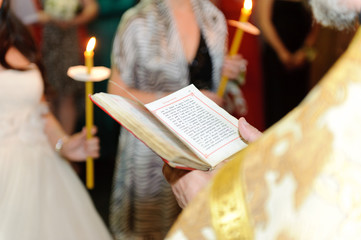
145;84;247;167
91;93;211;170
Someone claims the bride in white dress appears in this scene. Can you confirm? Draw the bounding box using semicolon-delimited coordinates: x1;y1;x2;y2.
0;0;112;239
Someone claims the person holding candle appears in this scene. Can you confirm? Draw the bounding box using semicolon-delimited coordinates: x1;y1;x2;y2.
39;0;98;135
257;0;319;129
0;0;112;239
107;0;247;239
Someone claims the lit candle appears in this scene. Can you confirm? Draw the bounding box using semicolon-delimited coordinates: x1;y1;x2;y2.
217;0;253;97
85;37;96;74
84;37;96;189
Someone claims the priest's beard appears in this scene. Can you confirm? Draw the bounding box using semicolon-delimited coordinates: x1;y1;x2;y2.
309;0;358;30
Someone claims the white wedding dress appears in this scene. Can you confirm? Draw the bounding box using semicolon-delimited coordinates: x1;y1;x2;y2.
0;66;112;240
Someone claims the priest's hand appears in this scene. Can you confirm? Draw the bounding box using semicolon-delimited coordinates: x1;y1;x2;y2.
238;117;263;143
163;165;218;209
60;127;100;162
163;117;262;208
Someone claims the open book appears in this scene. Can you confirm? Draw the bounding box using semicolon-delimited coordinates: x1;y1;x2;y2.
90;84;247;171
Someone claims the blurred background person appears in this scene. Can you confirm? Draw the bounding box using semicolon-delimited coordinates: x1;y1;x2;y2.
9;0;39;25
39;0;98;135
257;0;319;128
107;0;246;239
213;0;265;131
0;0;111;239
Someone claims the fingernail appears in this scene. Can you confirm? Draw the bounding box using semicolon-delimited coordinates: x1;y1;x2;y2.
241;117;249;126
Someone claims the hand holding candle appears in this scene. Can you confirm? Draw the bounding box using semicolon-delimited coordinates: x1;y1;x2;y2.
217;0;253;97
67;37;110;189
84;37;96;189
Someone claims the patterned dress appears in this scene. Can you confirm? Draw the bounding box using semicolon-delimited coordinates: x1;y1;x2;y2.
110;0;227;239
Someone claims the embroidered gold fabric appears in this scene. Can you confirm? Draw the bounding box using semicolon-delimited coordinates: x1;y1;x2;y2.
210;151;253;240
166;28;361;240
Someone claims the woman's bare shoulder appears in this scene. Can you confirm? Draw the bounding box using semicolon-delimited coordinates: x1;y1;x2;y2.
4;47;32;69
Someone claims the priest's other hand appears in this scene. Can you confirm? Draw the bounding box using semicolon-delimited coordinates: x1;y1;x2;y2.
162;117;262;208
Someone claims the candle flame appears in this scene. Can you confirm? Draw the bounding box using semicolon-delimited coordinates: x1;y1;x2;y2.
86;37;96;52
243;0;252;11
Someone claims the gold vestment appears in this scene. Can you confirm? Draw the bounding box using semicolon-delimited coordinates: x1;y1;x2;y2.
167;27;361;240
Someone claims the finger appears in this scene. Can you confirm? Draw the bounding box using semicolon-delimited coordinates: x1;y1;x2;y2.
224;59;241;69
224;60;246;74
89;150;100;159
238;117;262;143
225;55;247;66
81;127;87;136
81;126;98;137
231;54;243;60
86;136;100;150
226;54;243;60
86;144;100;158
86;137;100;150
91;126;98;135
223;66;239;79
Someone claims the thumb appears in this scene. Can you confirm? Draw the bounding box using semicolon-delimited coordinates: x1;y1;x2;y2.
238;117;262;143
